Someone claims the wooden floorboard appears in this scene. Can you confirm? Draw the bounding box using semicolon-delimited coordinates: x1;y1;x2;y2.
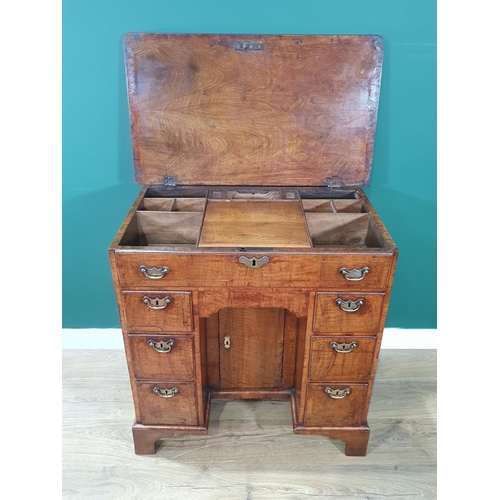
62;349;437;499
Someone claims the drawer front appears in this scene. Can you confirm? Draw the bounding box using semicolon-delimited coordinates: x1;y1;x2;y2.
135;382;198;426
128;335;196;381
304;383;368;427
309;336;377;382
122;292;192;333
114;252;392;290
317;255;392;290
313;292;385;334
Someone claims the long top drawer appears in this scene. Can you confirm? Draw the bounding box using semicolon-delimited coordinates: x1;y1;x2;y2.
114;252;393;291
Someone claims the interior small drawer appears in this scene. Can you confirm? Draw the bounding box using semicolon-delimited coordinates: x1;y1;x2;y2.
313;292;385;334
304;383;368;427
128;334;196;381
309;336;377;382
122;291;192;333
135;382;198;426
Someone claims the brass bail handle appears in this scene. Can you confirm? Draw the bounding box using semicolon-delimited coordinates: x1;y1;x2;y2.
335;298;364;313
139;265;170;279
325;387;351;399
330;341;358;353
143;296;172;310
153;387;179;398
148;339;175;353
339;267;370;281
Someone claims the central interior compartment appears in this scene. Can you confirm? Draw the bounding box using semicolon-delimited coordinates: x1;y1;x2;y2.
198;199;312;248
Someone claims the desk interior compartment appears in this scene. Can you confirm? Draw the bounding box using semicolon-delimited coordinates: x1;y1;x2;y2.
139;197;206;212
123;197;206;246
305;213;371;246
302;199;336;213
302;199;367;214
171;198;206;212
333;199;366;213
136;211;203;246
139;198;175;211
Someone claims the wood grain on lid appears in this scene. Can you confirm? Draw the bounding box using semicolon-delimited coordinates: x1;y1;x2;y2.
125;33;383;187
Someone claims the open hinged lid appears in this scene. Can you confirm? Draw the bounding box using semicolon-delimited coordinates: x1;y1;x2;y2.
124;33;383;187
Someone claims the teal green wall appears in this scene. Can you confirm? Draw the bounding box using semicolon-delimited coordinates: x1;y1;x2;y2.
63;0;436;328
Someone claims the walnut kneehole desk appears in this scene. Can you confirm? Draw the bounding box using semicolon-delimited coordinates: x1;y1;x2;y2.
109;33;398;456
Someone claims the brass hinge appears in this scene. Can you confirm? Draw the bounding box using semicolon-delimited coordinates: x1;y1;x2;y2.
164;176;177;188
234;42;264;51
326;177;344;190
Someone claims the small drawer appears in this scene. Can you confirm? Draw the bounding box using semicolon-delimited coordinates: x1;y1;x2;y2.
122;291;193;333
135;382;198;426
304;383;368;427
128;335;196;381
317;255;392;291
313;292;384;334
115;254;188;289
309;336;377;382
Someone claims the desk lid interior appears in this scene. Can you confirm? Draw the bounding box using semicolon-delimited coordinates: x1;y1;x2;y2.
124;33;384;187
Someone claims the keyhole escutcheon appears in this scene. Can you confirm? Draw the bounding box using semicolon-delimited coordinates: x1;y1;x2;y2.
238;256;270;269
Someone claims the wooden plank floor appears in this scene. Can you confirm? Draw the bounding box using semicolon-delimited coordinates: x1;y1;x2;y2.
62;349;436;500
